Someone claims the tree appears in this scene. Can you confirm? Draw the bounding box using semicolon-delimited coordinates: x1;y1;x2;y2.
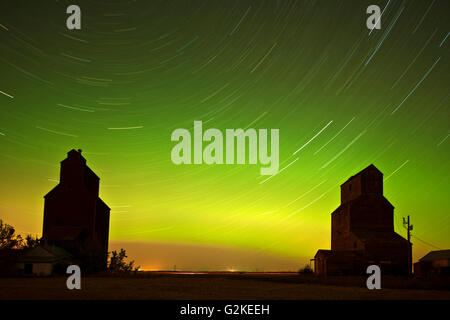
0;219;42;250
107;248;140;273
298;264;313;274
23;234;41;249
0;219;23;250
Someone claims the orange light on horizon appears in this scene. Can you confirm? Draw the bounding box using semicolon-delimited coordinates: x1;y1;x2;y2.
139;266;163;272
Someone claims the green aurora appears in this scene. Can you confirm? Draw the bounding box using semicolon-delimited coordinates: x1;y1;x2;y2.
0;0;449;270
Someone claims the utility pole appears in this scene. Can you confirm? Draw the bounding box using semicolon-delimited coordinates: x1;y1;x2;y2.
403;215;413;276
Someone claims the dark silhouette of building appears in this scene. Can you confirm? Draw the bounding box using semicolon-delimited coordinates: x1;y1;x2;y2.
314;164;410;275
414;250;450;278
0;249;22;275
0;245;73;276
15;245;73;276
42;149;110;271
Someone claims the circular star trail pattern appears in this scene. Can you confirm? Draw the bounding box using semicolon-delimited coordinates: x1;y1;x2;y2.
0;0;449;270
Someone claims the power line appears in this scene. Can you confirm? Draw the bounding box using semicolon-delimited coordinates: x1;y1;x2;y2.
411;234;442;250
399;212;443;250
394;215;443;250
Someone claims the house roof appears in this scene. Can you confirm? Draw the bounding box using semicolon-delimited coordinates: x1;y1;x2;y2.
16;245;73;263
44;245;73;259
419;250;450;261
314;250;333;258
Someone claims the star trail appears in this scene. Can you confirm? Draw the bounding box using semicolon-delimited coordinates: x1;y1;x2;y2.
0;0;448;271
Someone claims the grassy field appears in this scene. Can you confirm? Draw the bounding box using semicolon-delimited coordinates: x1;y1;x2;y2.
1;273;450;300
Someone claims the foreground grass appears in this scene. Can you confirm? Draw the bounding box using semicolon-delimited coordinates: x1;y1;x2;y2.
1;274;449;300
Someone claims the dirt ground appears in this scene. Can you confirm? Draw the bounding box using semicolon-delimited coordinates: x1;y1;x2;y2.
1;274;449;300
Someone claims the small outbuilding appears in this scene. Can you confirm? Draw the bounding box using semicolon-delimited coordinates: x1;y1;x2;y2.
414;250;450;278
16;246;73;276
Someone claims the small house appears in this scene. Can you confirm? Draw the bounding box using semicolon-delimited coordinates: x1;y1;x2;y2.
16;246;73;276
414;250;450;278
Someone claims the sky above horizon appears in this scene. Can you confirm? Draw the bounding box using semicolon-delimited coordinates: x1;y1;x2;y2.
0;0;449;271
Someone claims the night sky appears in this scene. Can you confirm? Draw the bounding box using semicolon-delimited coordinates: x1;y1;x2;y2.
0;0;449;271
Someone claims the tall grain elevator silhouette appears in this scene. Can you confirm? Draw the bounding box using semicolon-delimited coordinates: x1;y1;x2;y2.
314;164;410;275
42;149;110;271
